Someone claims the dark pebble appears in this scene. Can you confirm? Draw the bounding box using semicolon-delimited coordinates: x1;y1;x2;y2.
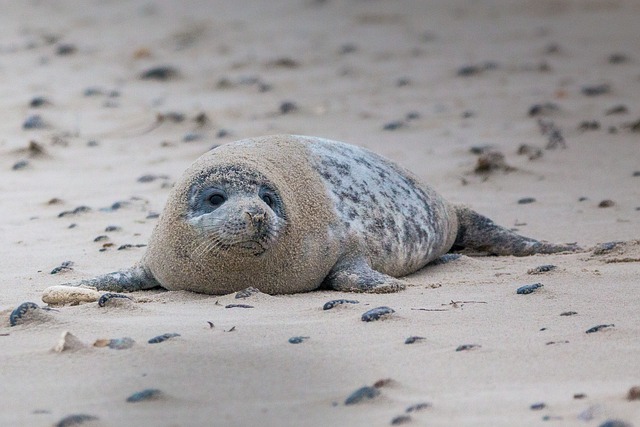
225;304;254;309
461;110;474;118
469;145;493;155
58;206;91;217
266;57;299;68
288;336;309;344
632;171;640;177
598;420;633;427
573;393;586;399
83;87;104;97
627;386;640;400
93;235;108;242
235;287;260;299
160;112;185;123
361;306;395;322
322;299;359;310
406;402;431;413
516;283;543;294
98;293;132;307
140;66;179;81
216;129;230;138
605;105;628;115
518;197;536;204
9;302;40;326
87;140;99;147
23;114;48;129
581;83;611;96
105;225;122;232
405;111;420;121
279;101;298;114
55;414;98;427
56;44;77;55
51;261;74;274
598;199;614;208
344;386;380;405
117;244;146;250
585;324;614;334
608;53;629;64
530;402;546;410
383;121;405;131
528;102;559;117
339;43;357;54
593;241;619;254
126;388;163;402
12;160;29;170
107;337;135;350
455;344;480;352
528;265;556;274
578;121;600;131
29;96;50;108
456;65;481;76
148;333;180;344
183;132;201;142
391;415;412;425
146;212;160;219
404;336;425;344
396;77;411;87
560;311;578;316
193;112;209;126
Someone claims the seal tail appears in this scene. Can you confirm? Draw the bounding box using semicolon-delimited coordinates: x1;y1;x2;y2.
451;206;580;256
66;265;161;292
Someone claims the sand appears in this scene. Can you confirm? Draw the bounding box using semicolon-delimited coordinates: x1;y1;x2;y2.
1;0;639;426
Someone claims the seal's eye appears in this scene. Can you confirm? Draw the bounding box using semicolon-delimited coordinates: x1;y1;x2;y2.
261;194;274;208
208;193;226;207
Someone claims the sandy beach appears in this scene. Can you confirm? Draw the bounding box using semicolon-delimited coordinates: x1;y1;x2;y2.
1;0;639;426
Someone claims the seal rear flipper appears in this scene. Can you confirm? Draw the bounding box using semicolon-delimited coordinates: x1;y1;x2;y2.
452;206;580;256
70;265;161;292
322;257;406;293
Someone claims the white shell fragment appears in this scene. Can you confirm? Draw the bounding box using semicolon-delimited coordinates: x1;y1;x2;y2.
52;331;86;352
42;285;101;306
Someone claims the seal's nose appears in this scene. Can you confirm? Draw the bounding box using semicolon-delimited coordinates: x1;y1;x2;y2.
245;207;266;230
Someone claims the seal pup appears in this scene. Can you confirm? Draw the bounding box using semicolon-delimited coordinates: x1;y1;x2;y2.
56;135;578;295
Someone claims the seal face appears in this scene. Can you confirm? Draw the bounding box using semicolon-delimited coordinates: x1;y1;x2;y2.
58;134;579;296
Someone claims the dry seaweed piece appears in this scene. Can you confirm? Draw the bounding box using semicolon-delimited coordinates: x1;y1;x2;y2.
323;299;359;310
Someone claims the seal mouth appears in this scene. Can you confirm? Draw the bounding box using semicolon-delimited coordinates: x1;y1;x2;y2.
235;240;267;256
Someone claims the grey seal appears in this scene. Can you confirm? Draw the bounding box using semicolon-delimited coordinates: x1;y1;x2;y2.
56;135;578;295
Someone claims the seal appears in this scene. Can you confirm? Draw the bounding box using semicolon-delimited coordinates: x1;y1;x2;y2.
54;135;578;295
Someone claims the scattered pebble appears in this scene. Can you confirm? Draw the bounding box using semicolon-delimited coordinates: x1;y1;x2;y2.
455;344;480;352
622;118;640;132
405;403;431;413
55;43;77;55
50;261;74;274
235;287;260;299
633;171;640;177
225;304;254;309
598;420;633;427
148;333;180;344
528;102;559;117
598;199;615;208
12;160;29;170
98;293;132;307
22;114;49;129
608;53;629;64
585;324;614;334
373;378;394;388
593;241;620;254
10;302;43;326
54;414;98;427
139;66;179;80
105;225;122;232
404;336;425;344
361;306;395;322
288;336;309;344
390;415;412;425
29;96;50;108
530;402;546;410
339;43;357;54
528;265;556;274
52;331;86;352
516;283;543;294
93;235;108;242
344;386;380;405
137;174;169;183
94;337;135;350
578;121;600;131
405;111;420;121
126;388;163;402
461;110;474;118
396;77;411;87
279;101;298;114
627;386;640;401
58;206;91;217
266;57;299;69
518;197;536;204
456;62;498;77
574;393;587;399
581;83;611;97
323;299;359;310
605;105;628;115
560;311;578;316
383;121;405;131
183;132;202;142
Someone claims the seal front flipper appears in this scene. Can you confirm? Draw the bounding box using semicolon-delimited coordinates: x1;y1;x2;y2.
69;265;161;292
452;206;581;256
322;257;406;293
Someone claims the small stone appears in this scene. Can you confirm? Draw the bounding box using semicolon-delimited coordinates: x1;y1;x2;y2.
29;96;50;108
140;66;179;80
518;197;536;204
626;386;640;400
344;386;380;405
574;393;587;399
235;287;260;299
98;293;133;307
560;311;578;316
50;261;74;274
361;306;395;322
288;336;309;344
528;265;556;274
94;337;135;350
12;160;29;170
405;403;431;413
56;43;77;55
126;388;163;402
383;121;405;131
404;336;425;344
54;414;99;427
183;132;201;142
585;324;614;334
148;333;180;344
323;299;359;310
581;84;611;97
105;225;122;232
279;101;298;114
52;331;86;352
598;199;615;208
608;53;629;64
516;283;543;294
9;302;43;326
528;102;559;117
598;420;633;427
605;105;628;115
578;121;600;131
391;415;412;425
23;114;49;129
455;344;480;352
530;402;546;410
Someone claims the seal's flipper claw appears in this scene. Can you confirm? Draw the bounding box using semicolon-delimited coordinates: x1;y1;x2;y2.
452;206;581;256
323;258;406;293
70;265;161;292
